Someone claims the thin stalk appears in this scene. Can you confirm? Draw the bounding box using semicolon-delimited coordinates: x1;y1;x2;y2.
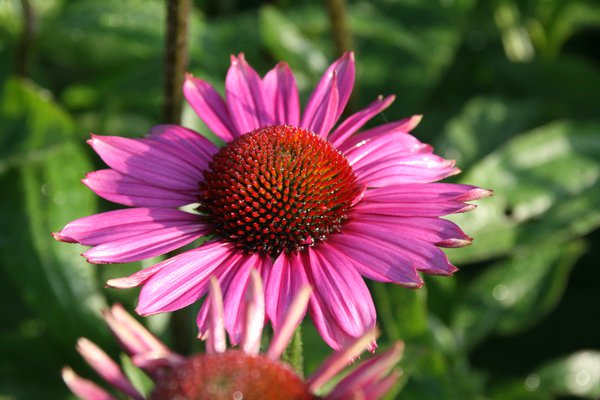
282;326;304;377
326;0;353;57
16;0;36;78
164;0;192;355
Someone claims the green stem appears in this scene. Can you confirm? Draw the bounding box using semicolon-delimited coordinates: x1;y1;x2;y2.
164;0;192;355
282;326;304;377
163;0;190;125
326;0;353;57
16;0;36;78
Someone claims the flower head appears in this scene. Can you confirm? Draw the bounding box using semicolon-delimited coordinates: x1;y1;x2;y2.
63;271;404;400
54;52;491;349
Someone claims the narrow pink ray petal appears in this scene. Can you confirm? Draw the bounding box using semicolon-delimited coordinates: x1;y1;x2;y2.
88;135;203;191
324;237;423;287
337;115;423;153
106;260;167;289
54;207;203;245
266;285;312;361
136;242;241;315
147;124;219;171
306;327;379;393
222;254;270;346
105;304;171;356
76;338;143;400
83;169;198;208
183;74;237;142
353;155;459;186
303;71;340;137
206;276;226;354
329;95;395;147
301;52;355;135
304;247;376;350
263;62;300;126
226;53;272;134
354;199;476;217
327;341;404;399
242;269;265;355
266;252;310;333
62;367;116;400
341;217;458;276
131;351;186;371
360;370;403;400
361;183;492;204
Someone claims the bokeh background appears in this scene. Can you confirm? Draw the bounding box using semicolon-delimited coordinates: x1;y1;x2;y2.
1;0;600;398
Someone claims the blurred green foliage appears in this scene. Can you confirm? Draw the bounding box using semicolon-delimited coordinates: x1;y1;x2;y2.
0;0;599;398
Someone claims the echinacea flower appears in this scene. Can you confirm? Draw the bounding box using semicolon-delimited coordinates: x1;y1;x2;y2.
54;52;490;350
63;271;404;400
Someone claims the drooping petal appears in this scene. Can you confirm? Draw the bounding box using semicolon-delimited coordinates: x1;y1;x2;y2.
324;236;423;287
183;75;237;142
54;208;208;264
88;135;204;191
263;62;300;126
136;242;241;315
301;52;355;137
62;367;116;400
304;247;376;350
76;338;144;400
226;53;272;134
339;215;458;276
266;252;309;334
328;95;395;147
83;169;198;208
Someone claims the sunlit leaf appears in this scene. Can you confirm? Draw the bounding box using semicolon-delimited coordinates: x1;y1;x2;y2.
452;240;585;348
447;121;600;263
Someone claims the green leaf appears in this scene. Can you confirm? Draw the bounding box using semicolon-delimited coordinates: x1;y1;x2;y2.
447;121;600;263
452;240;585;348
259;5;328;79
532;351;600;398
0;78;107;348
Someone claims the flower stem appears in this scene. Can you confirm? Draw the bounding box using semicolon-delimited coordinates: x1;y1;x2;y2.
164;0;192;355
163;0;190;125
282;326;304;378
16;0;36;78
326;0;353;57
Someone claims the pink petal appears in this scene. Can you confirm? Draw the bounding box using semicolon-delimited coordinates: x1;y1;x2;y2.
328;95;395;147
302;71;340;137
226;53;272;134
304;247;376;350
266;252;309;334
147;124;219;170
327;341;404;399
263;62;300;126
55;208;208;264
266;285;312;360
88;135;203;191
301;52;355;137
340;216;458;276
83;169;198;208
242;269;265;355
76;338;143;400
337;115;423;153
62;367;116;400
183;75;237;142
136;242;241;315
206;277;227;354
323;238;423;287
307;327;379;393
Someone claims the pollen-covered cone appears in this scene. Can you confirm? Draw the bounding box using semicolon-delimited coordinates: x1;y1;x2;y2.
63;272;403;400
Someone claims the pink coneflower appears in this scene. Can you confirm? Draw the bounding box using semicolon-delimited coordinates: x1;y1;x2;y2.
63;271;404;400
54;52;490;350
